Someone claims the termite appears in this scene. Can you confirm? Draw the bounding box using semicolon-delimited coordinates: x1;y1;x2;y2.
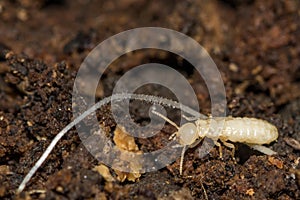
152;110;278;175
17;93;278;193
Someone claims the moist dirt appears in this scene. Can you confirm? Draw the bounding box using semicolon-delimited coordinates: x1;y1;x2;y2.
0;0;300;199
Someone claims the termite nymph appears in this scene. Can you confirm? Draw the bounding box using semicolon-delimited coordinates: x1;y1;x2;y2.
152;110;279;175
17;93;279;193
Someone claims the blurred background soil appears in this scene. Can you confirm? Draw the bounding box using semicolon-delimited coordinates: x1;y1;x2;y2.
0;0;300;199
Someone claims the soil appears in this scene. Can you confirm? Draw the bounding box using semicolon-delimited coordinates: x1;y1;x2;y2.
0;0;300;199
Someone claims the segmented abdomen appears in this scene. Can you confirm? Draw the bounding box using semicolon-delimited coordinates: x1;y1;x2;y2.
197;117;278;144
220;117;278;144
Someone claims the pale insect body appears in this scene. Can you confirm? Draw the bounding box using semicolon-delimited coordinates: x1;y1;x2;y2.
17;93;278;193
152;111;279;175
196;117;278;144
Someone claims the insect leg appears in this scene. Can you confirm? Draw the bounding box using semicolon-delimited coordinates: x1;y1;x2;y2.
180;145;187;175
151;109;189;175
169;132;177;140
214;141;223;158
221;140;236;160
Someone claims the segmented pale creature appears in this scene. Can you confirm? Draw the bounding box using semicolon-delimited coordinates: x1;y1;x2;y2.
17;93;278;193
152;111;278;175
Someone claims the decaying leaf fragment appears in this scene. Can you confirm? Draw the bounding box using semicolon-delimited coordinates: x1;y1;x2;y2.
113;125;142;182
245;188;255;196
93;164;115;182
268;156;284;169
113;125;139;151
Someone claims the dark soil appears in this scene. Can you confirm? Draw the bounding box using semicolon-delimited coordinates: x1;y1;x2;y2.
1;0;300;199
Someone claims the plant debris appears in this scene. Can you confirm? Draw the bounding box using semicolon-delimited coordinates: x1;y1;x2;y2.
0;0;299;199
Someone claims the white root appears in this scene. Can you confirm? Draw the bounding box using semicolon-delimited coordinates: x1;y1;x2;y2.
17;93;202;193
